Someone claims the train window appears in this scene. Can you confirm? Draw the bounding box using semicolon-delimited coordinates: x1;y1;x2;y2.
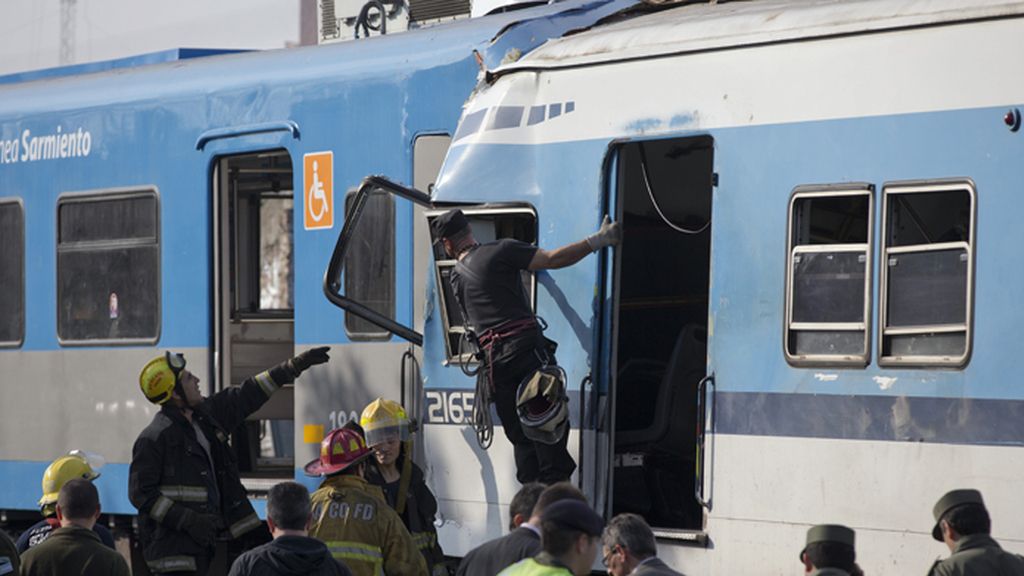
0;199;25;347
880;180;974;366
57;190;160;344
344;189;395;339
785;185;873;366
428;208;537;364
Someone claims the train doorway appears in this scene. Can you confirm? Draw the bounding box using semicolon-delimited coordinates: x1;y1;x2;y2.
606;135;713;532
212;150;296;482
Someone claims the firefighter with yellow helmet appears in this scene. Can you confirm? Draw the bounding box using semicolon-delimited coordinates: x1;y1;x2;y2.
307;426;427;576
130;347;330;575
16;451;114;554
361;398;449;575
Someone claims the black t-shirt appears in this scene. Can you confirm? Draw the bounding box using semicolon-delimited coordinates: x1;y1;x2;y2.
451;239;537;334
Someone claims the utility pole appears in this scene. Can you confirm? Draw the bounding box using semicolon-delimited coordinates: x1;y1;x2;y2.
60;0;77;65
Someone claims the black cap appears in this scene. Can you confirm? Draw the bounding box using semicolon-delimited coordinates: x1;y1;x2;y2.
431;209;469;241
932;489;985;541
800;524;855;560
541;499;604;537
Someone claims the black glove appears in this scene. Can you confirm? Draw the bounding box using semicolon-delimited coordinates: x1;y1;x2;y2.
180;509;220;548
289;346;330;376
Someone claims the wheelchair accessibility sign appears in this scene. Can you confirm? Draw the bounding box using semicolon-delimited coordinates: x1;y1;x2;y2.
304;151;334;230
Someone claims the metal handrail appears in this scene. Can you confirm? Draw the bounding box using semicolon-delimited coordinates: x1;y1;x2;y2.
695;372;715;510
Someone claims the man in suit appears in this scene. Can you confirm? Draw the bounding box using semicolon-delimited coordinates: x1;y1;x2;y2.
601;514;684;576
457;482;584;576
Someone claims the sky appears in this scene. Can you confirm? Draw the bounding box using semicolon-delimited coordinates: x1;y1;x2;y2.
0;0;301;76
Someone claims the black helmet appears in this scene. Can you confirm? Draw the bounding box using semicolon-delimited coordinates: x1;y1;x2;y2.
515;365;569;445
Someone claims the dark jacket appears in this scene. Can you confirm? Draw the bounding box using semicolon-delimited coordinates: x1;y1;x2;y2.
929;534;1024;576
456;525;541;576
19;525;129;576
15;517;115;554
0;528;17;576
633;556;686;576
366;452;445;572
129;363;294;574
227;535;354;576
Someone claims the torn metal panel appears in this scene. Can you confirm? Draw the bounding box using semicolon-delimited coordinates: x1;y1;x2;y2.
496;0;1024;72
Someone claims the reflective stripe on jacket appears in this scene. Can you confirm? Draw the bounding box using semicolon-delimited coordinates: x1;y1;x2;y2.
129;363;293;573
310;475;428;576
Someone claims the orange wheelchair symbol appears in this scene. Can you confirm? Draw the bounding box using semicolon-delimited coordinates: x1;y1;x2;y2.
304;151;334;230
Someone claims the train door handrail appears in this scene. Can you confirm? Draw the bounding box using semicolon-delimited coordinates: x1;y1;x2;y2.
695;372;716;511
324;175;432;346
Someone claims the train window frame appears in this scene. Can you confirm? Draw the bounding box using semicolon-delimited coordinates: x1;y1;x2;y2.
879;179;975;368
56;187;161;346
343;188;396;341
784;184;874;367
0;198;25;348
427;206;538;365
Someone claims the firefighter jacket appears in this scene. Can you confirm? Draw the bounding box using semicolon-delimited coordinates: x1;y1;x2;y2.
310;474;428;576
129;363;294;574
366;453;445;572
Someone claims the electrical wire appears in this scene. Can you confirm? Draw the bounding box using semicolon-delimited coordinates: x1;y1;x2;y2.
638;143;711;235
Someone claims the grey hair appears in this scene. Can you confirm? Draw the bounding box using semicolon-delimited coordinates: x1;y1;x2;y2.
602;513;657;559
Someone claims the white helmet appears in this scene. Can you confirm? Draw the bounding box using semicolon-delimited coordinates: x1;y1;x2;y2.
515;365;569;445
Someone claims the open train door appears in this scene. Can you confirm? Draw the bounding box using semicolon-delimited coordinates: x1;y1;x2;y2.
593;135;715;541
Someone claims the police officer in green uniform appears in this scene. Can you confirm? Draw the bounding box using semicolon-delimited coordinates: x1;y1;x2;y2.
799;524;862;576
498;499;604;576
928;489;1024;576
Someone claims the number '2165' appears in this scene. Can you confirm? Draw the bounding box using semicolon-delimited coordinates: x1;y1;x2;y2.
425;390;475;424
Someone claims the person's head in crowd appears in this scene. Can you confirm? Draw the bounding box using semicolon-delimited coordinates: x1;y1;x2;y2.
267;481;313;537
932;489;990;553
540;499;604;576
601;513;658;576
55;479;101;530
800;524;857;575
531;481;587;520
509;482;545;531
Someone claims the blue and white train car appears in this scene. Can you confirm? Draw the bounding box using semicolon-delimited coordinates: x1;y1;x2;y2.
0;0;634;552
332;0;1024;573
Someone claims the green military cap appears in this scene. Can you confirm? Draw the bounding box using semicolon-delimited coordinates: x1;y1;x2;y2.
932;489;985;541
799;524;855;560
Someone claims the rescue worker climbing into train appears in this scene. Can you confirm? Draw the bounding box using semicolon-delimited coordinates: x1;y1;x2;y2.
360;398;449;575
432;209;621;484
16;450;115;554
306;426;428;576
129;347;331;575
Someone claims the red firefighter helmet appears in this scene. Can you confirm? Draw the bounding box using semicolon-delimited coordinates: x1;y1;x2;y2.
303;427;372;477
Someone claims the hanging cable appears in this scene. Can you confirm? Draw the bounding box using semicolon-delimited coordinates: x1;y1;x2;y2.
638;143;711;235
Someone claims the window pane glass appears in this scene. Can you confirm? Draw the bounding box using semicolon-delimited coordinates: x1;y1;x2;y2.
886;248;967;327
345;191;394;337
887;190;971;246
438;265;465;327
0;202;25;343
793;195;870;245
792;251;866;323
789;331;864;356
59;195;157;243
58;245;159;340
259;197;293;310
884;332;965;357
